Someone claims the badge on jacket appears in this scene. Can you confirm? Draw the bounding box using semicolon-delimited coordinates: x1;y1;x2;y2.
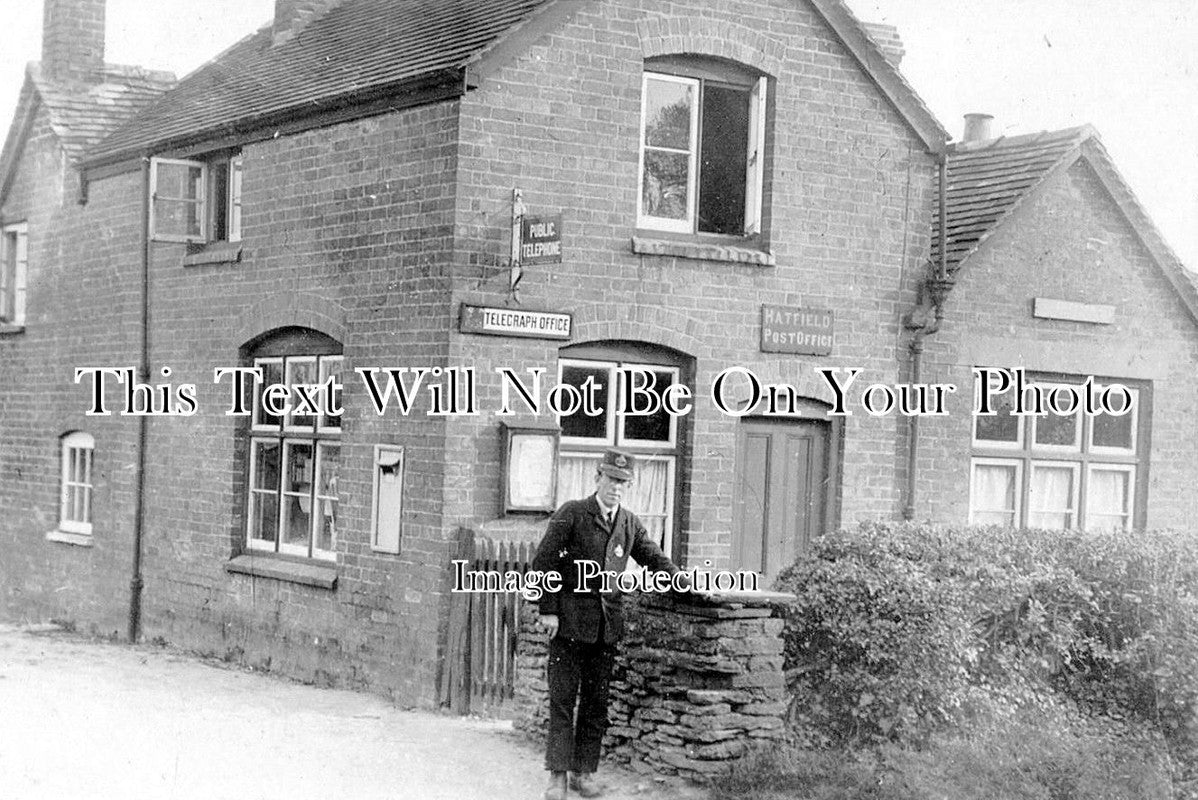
614;544;624;558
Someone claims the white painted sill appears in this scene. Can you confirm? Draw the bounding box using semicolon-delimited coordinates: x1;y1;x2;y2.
45;530;94;547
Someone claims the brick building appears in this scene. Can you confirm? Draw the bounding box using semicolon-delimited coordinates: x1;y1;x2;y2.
0;0;1193;706
913;121;1198;533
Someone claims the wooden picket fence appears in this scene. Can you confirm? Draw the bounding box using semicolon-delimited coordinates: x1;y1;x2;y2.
442;534;535;714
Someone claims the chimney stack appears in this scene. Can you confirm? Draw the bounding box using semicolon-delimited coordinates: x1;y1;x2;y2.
42;0;106;84
273;0;343;45
962;113;995;143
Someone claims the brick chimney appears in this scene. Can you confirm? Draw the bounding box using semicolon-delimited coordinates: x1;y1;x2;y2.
273;0;343;46
861;22;906;67
42;0;106;84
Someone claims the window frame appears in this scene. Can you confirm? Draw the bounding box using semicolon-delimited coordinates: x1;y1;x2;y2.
243;347;343;563
637;60;768;238
150;153;243;244
555;348;689;560
968;371;1148;531
1;221;28;327
59;431;95;536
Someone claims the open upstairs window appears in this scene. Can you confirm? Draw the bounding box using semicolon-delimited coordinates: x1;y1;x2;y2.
150;153;242;244
638;57;768;237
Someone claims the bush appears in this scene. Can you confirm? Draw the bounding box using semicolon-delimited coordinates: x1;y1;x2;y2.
775;522;977;747
775;522;1198;776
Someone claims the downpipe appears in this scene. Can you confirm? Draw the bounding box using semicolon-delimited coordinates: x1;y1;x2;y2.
128;156;151;642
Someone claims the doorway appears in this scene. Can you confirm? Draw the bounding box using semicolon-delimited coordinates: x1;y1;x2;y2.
732;417;835;585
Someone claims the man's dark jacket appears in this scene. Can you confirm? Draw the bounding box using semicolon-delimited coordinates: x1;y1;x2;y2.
531;494;679;644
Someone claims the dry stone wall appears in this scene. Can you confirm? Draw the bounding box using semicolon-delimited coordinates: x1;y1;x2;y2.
515;591;794;780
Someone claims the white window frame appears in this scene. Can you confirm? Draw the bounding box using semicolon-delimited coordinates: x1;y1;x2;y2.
244;353;341;562
1027;460;1081;530
968;457;1023;527
150;154;242;244
59;432;95;535
638;72;700;234
969;370;1146;531
637;69;767;236
617;364;681;448
1;221;28;326
558;359;619;448
1085;464;1136;532
1029;381;1083;452
150;157;207;244
1088;386;1138;455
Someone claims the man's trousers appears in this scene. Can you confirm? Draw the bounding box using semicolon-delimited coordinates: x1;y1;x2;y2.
545;635;617;773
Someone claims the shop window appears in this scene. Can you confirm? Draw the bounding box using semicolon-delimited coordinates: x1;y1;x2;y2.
1;221;27;327
244;330;342;561
59;431;95;535
555;354;685;556
638;57;767;237
150;154;242;244
969;372;1147;531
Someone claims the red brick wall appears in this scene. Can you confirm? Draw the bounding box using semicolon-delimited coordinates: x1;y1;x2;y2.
1;101;466;702
1;0;948;704
445;0;937;566
0;105;141;636
915;158;1198;526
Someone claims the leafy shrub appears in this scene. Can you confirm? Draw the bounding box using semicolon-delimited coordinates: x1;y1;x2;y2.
775;522;978;747
775;522;1198;777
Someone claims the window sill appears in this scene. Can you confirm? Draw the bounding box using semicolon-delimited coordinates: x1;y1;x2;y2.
0;322;26;335
183;241;242;267
45;530;93;547
225;553;337;589
631;235;775;266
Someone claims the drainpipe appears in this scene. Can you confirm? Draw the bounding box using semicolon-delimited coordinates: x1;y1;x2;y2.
903;152;952;521
128;156;151;642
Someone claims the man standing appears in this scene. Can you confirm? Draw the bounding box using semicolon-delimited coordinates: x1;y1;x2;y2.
531;448;685;800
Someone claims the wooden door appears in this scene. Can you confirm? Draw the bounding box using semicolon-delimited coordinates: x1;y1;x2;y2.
733;418;831;585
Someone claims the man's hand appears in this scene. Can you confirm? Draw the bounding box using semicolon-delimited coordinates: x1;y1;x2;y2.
539;614;560;638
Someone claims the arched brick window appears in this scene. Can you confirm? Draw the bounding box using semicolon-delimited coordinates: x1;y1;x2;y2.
241;327;343;561
554;341;691;561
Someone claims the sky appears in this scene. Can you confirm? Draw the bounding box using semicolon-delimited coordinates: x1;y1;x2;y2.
0;0;1195;270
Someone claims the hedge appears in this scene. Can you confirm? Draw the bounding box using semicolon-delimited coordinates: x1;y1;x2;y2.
775;522;1198;781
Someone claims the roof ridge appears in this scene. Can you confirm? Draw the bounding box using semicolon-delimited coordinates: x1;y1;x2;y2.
949;124;1095;154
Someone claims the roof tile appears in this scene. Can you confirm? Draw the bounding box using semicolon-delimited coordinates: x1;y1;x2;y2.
85;0;550;164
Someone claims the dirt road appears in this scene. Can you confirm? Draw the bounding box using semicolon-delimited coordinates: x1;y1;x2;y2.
0;624;705;800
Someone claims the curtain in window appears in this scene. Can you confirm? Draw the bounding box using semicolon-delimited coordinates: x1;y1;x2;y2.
1087;468;1130;530
556;453;670;548
1028;465;1074;529
971;462;1017;525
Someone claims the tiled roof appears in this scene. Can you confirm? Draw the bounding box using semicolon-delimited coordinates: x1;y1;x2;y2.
934;126;1093;272
85;0;551;165
29;63;176;162
934;125;1198;321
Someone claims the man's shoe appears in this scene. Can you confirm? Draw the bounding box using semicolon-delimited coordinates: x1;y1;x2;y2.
569;772;603;798
544;771;567;800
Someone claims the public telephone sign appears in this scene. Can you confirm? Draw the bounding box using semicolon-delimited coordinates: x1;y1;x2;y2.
519;215;562;264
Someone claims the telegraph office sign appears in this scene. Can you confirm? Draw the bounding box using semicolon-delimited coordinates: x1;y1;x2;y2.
519;215;562;265
460;304;572;340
